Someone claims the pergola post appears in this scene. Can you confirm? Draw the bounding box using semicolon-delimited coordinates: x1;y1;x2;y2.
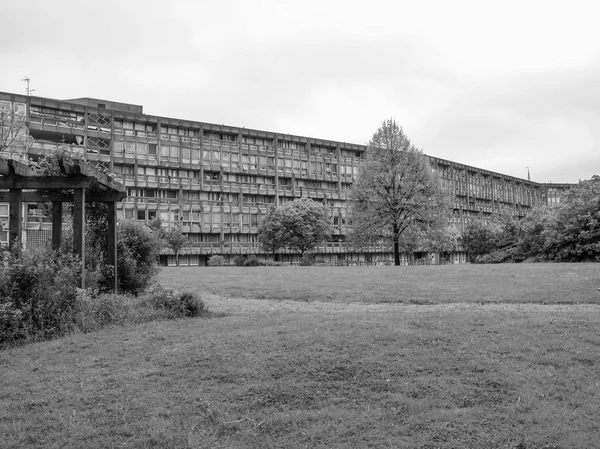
51;202;62;252
8;189;22;253
107;201;118;292
73;188;86;288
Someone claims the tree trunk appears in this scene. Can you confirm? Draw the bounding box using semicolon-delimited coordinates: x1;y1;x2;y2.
393;224;400;266
176;251;180;267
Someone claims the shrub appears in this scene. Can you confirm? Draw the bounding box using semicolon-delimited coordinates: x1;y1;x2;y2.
0;243;206;348
233;255;247;266
474;247;516;264
207;255;225;267
179;292;206;317
113;220;160;295
244;255;264;267
299;253;315;266
0;247;81;345
147;285;206;318
0;301;24;343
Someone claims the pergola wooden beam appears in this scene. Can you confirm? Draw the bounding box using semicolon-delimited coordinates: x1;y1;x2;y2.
59;159;126;193
0;191;126;202
0;177;94;190
0;158;38;177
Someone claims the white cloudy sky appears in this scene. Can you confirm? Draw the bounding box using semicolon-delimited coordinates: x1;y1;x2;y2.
1;0;598;183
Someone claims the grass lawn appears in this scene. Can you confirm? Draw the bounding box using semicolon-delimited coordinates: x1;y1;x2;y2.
158;263;600;305
1;264;600;448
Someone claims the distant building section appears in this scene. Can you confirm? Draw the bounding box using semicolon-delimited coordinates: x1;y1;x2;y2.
0;90;577;265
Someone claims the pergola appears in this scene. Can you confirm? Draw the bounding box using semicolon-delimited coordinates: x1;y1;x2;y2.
0;156;126;290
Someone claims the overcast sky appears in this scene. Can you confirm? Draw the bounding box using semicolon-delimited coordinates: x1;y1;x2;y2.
1;0;598;183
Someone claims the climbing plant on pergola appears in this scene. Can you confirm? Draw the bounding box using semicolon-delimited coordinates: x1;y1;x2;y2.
0;156;126;290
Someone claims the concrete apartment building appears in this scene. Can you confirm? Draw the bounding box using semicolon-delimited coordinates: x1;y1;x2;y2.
0;91;574;265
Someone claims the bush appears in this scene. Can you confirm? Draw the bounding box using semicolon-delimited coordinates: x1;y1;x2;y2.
74;288;131;332
113;220;160;295
244;255;264;266
299;253;315;266
0;301;24;343
0;244;207;348
207;255;225;267
474;247;516;264
0;247;81;345
233;255;247;266
147;285;206;318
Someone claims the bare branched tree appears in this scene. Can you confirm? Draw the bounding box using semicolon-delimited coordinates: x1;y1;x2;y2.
350;119;451;265
0;99;29;155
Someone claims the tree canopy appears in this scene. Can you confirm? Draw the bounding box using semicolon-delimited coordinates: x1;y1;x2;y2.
164;225;189;266
543;175;600;261
258;198;331;256
350;119;449;265
461;175;600;263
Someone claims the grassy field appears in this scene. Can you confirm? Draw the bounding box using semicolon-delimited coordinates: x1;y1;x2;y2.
1;264;600;448
158;263;600;305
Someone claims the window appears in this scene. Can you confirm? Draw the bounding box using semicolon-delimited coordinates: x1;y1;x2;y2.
204;131;237;142
137;210;146;220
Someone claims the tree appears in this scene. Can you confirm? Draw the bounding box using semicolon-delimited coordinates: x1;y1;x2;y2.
164;225;189;266
0;99;29;155
461;218;503;262
258;198;331;257
350;119;449;265
115;220;160;294
542;175;600;261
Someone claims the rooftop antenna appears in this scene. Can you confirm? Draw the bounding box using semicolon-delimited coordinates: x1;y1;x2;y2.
526;167;530;181
21;76;34;96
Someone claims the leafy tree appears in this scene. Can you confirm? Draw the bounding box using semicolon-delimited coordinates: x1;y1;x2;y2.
461;214;523;263
461;218;503;262
114;219;160;294
350;119;449;265
542;175;600;261
147;216;166;240
515;206;553;260
258;198;331;256
164;225;189;266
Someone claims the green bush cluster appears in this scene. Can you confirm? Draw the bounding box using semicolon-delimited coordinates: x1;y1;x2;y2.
463;176;600;263
299;253;315;266
244;255;264;266
0;248;82;344
146;285;206;318
474;247;516;264
207;255;225;266
232;255;246;266
0;246;207;348
232;255;283;267
114;220;161;294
